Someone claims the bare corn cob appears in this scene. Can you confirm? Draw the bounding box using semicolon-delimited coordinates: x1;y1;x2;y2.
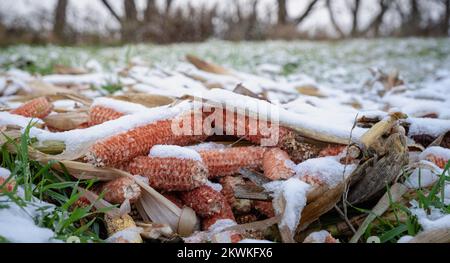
262;148;295;181
98;177;141;204
180;185;226;217
128;156;208;191
202;202;236;231
215;109;322;162
236;214;258;224
10;97;53;119
199;146;266;178
219;175;251;214
88;105;124;126
87;113;208;167
253;200;275;218
0;177;15;192
318;145;347;157
424;155;449;169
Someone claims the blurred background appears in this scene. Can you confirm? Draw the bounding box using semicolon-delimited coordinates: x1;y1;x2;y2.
0;0;449;45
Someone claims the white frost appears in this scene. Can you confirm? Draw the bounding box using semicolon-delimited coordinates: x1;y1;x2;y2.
294;156;355;187
264;178;310;234
149;145;202;162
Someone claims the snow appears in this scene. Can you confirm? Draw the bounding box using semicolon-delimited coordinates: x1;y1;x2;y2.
410;201;450;231
149;145;202;162
397;235;414;243
419;146;450;161
202;89;367;143
239;239;274;243
264;178;310;234
0;111;44;126
91;97;150;114
405;165;442;189
186;142;227;151
106;227;143;243
0;167;11;178
407;118;450;138
0;176;59;243
303;230;336;243
206;180;223;192
42;73;112;86
294;157;356;187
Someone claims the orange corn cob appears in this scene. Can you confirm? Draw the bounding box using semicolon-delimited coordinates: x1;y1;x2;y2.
318;145;347;157
0;177;15;192
199;146;266;178
88;105;124;126
86;113;208;167
99;177;141;204
253;200;275;218
202;202;235;230
262;148;295;181
10;97;53;119
219;176;251;214
127;156;208;191
180;185;227;217
424;155;449;169
213;109;321;163
236;214;258;224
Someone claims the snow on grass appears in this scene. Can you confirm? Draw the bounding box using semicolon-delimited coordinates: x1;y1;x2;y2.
149;145;202;162
0;168;59;243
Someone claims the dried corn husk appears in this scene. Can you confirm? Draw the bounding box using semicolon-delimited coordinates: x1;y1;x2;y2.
44;112;89;131
110;93;175;108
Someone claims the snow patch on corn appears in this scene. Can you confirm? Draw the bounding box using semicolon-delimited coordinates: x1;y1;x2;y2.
149;145;202;162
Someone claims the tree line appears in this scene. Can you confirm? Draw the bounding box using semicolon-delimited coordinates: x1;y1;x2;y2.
1;0;449;45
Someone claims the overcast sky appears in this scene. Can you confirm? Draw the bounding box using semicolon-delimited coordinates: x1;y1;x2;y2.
0;0;443;36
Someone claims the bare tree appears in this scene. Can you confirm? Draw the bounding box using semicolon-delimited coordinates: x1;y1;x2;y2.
277;0;288;25
442;0;450;35
350;0;361;37
294;0;320;25
326;0;345;38
166;0;173;14
101;0;141;42
360;0;391;37
53;0;68;41
145;0;158;22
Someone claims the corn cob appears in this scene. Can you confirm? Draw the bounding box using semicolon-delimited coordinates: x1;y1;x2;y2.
98;177;141;204
180;185;227;217
199;146;266;178
0;177;15;192
253;200;275;218
201;202;236;231
86;113;208;167
105;214;142;243
318;145;347;157
88;105;124;126
236;214;258;224
127;156;208;191
262;148;295;181
424;155;449;169
215;109;322;163
219;176;251;214
10;97;53;119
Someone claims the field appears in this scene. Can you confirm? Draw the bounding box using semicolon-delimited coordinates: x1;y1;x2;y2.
0;38;449;243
